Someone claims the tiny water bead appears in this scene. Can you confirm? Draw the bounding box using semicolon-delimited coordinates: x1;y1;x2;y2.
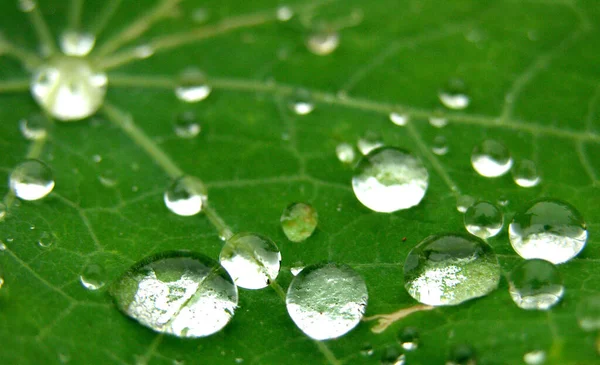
175;69;211;103
37;231;53;248
360;344;374;356
336;142;356;164
389;112;409;126
280;202;318;242
286;262;368;340
404;233;501;306
219;232;281;289
471;140;513;178
508;259;563;310
523;350;546;365
508;199;587;264
31;56;108;121
439;79;470;110
432;135;449;156
397;327;419;351
164;176;207;216
456;194;475;213
352;147;429;213
10;159;55;201
306;30;340;56
290;89;315;115
80;263;106;291
577;295;600;331
464;201;503;239
59;30;96;57
174;112;201;138
357;131;384;155
512;159;541;188
276;5;293;21
446;344;476;365
19;114;48;141
110;251;238;338
290;265;304;276
429;116;448;128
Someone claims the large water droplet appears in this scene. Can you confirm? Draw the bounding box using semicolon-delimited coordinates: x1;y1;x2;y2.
285;262;368;340
31;56;107;121
174;111;201;138
389;112;409;126
10;159;55;201
19;114;48;141
357;131;384;155
59;30;96;57
306;30;339;56
508;199;587;264
397;326;419;351
523;350;546;365
404;233;501;306
471;140;513;177
336;142;356;164
352;147;429;213
439;79;470;110
446;344;476;365
80;263;106;291
164;176;207;216
576;294;600;331
219;232;281;289
280;202;318;242
464;201;503;239
512;159;540;188
110;251;238;338
432;135;448;155
175;69;211;103
508;259;563;310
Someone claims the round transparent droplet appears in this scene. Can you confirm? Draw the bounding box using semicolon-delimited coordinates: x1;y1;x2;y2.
37;231;53;248
389;112;408;126
380;346;405;365
290;89;315;115
508;259;563;310
446;344;476;365
19;114;48;141
456;194;475;213
357;131;384;155
219;232;281;289
508;198;587;264
10;159;55;201
276;5;293;21
432;135;448;155
404;233;501;306
336;142;356;164
80;263;106;291
397;327;419;351
352;147;429;213
59;30;96;56
464;201;503;239
471;140;513;178
110;251;238;338
280;202;318;242
31;56;107;121
512;159;540;188
523;350;546;365
164;176;207;217
429;116;448;128
576;294;600;331
439;79;470;110
306;30;339;56
286;262;368;340
175;69;211;103
174;111;201;138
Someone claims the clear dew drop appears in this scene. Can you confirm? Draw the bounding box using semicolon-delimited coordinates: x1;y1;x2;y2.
439;79;470;110
290;265;304;276
446;344;477;365
79;263;106;291
508;259;563;310
219;232;281;290
352;147;429;213
174;111;201;138
18;0;36;12
429;116;448;128
523;350;546;365
389;112;408;126
456;194;475;213
336;142;356;164
110;251;238;338
464;201;503;239
357;131;384;155
276;5;294;21
508;198;587;264
59;30;96;57
380;346;405;365
397;327;419;351
37;231;53;248
10;159;55;201
31;56;108;121
432;135;448;155
164;176;207;217
290;89;315;115
19;114;48;141
175;68;211;103
470;140;513;178
512;159;540;188
576;294;600;331
306;30;340;56
404;233;501;306
285;262;368;340
280;202;318;242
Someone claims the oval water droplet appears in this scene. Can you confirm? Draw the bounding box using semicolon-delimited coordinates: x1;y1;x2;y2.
290;89;315;115
286;262;368;340
508;259;563;310
576;294;600;331
397;326;419;351
164;176;207;216
523;350;546;365
37;231;53;248
306;30;339;56
59;30;96;56
439;79;470;110
10;159;55;201
508;199;587;264
19;114;48;141
280;202;318;242
456;194;475;213
357;131;384;155
352;147;429;212
471;140;513;178
404;233;501;306
276;5;293;21
380;346;405;365
464;201;503;239
446;344;476;365
336;142;356;164
110;251;238;338
389;112;408;126
219;232;281;289
512;159;540;188
174;111;201;138
432;135;448;155
80;263;106;291
175;69;211;103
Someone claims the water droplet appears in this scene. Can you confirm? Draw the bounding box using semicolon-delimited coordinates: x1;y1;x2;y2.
523;350;546;365
134;44;154;59
110;251;238;338
276;5;293;21
92;154;102;163
80;263;106;291
175;68;211;103
360;344;374;356
508;199;587;264
380;346;405;365
456;194;475;213
286;262;368;340
432;135;448;155
174;112;201;138
306;30;340;56
280;202;318;242
37;231;53;248
508;259;563;310
18;0;36;12
31;56;107;121
470;140;513;178
404;233;501;306
464;201;503;239
219;232;281;289
397;326;419;351
429;116;448;128
290;265;304;276
164;176;207;216
352;147;429;212
290;89;315;115
336;142;356;164
59;30;96;56
389;112;408;126
439;79;470;110
19;114;48;140
0;203;6;222
357;131;384;155
512;159;540;188
446;344;476;365
576;294;600;331
10;159;55;201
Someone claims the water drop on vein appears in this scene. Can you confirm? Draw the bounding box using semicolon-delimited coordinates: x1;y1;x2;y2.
397;327;419;351
336;142;356;164
508;259;563;310
464;201;503;239
439;79;470;110
164;176;207;216
357;131;384;155
19;114;48;140
276;5;293;21
10;159;55;201
471;140;513;178
389;112;408;126
523;350;546;365
306;30;340;56
576;294;600;331
174;111;201;138
290;89;315;115
432;135;448;155
429;116;448;128
280;202;318;242
512;159;540;188
80;263;106;291
59;30;96;57
175;68;211;103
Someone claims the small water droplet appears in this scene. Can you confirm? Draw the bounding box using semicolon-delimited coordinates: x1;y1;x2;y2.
174;111;201;138
523;350;546;365
404;233;501;306
306;30;340;56
19;114;48;140
509;199;587;264
456;194;475;213
432;135;448;155
18;0;36;12
10;159;55;201
290;265;304;276
286;262;368;340
577;294;600;331
471;140;513;178
219;232;281;289
389;112;408;126
175;68;211;103
439;79;470;110
59;30;96;56
512;159;540;188
397;326;419;351
37;231;53;248
336;142;356;164
380;346;405;365
360;344;374;356
352;147;429;212
357;131;384;155
446;344;476;365
110;251;238;338
290;89;315;115
276;5;294;21
134;44;155;59
280;202;318;242
92;154;102;163
164;176;207;216
464;201;503;239
80;263;106;291
429;116;448;128
509;259;563;310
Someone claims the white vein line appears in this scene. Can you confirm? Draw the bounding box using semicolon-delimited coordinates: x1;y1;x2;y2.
35;303;76;340
585;83;600;132
53;194;105;251
576;142;598;184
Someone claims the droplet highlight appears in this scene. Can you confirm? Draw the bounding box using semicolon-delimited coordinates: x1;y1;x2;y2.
397;327;419;351
164;176;207;217
10;159;55;201
80;263;106;291
471;140;513;178
290;89;315;115
19;114;48;141
336;142;356;164
389;112;408;126
512;159;540;188
508;259;563;310
306;30;339;56
464;201;503;239
175;69;211;103
439;79;470;110
280;202;318;242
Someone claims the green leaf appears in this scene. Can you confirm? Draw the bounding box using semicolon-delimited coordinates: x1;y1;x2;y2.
1;0;599;364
